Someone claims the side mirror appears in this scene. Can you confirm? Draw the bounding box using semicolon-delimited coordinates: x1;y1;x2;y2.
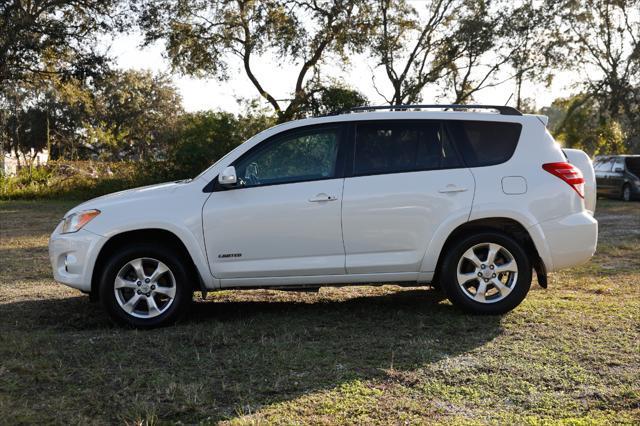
219;166;237;186
614;167;624;173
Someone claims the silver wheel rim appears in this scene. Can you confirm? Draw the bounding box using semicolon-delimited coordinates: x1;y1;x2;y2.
114;258;176;319
456;243;518;304
623;186;630;201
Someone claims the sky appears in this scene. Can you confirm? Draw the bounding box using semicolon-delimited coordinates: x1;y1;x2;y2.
107;31;583;114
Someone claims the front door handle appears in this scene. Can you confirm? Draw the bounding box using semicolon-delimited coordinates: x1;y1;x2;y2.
309;193;338;202
438;185;468;193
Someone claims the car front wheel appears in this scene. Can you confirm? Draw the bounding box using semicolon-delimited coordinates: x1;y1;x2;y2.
99;243;192;328
440;232;532;315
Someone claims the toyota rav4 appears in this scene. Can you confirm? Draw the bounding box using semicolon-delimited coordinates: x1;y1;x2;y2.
49;104;598;328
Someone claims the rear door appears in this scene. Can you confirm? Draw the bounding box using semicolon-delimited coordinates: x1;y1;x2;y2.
341;120;474;274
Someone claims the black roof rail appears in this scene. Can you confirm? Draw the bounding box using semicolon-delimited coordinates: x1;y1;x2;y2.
347;104;523;116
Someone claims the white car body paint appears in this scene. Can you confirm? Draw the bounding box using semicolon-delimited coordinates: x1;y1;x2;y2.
49;110;598;295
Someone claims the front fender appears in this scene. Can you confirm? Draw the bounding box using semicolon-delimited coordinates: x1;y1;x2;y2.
79;180;217;289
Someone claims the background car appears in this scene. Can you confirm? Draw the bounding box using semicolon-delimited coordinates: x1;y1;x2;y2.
594;155;640;201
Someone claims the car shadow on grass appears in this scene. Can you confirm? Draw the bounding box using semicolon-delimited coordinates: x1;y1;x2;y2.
0;287;504;423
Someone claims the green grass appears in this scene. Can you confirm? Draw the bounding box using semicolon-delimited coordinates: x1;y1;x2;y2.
0;199;638;425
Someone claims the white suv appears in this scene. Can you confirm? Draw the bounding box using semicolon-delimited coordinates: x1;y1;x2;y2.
49;105;598;328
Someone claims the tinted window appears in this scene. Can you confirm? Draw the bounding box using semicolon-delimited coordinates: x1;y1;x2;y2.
354;122;460;175
626;158;640;176
448;121;522;167
234;126;340;187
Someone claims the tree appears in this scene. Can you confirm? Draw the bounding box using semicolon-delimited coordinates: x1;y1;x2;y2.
90;70;184;160
545;94;627;156
2;69;184;163
557;0;639;131
0;0;125;85
369;0;458;105
500;1;566;110
168;110;275;178
0;0;128;165
135;0;373;123
297;83;368;116
442;0;513;104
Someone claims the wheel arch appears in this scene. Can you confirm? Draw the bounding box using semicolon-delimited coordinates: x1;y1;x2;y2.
90;228;204;301
430;217;545;286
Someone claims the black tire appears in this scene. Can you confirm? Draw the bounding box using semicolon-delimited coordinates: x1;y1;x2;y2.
622;184;631;202
99;243;193;328
440;231;532;315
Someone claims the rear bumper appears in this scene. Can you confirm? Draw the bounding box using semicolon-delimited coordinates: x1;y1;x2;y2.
49;224;106;292
531;211;598;272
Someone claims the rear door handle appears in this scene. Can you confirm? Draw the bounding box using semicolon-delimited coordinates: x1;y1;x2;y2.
438;185;468;193
309;193;338;202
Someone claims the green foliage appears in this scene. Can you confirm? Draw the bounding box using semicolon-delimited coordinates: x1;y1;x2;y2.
297;85;368;117
1;69;183;163
1;109;277;199
89;70;183;160
0;161;170;200
0;0;125;85
546;95;629;156
167;111;275;180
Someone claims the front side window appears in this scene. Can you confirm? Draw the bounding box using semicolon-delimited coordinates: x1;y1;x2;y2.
233;126;340;187
353;121;460;175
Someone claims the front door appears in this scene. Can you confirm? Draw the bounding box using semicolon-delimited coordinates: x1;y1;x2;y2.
202;124;347;280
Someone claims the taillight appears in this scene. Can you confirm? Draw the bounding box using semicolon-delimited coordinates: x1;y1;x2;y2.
542;162;585;198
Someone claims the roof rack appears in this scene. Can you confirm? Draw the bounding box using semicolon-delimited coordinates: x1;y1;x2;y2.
347;104;522;116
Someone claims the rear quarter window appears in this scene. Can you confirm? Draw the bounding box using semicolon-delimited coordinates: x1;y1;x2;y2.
447;120;522;167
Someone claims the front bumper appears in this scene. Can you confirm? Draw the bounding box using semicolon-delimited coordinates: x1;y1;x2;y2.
49;223;106;292
533;211;598;272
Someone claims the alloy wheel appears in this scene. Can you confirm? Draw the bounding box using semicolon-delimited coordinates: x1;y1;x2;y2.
113;257;176;319
456;243;518;304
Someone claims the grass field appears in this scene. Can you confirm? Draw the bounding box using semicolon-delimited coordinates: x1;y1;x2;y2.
0;199;639;425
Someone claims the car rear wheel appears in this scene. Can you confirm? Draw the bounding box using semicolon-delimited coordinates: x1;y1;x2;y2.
440;231;532;314
622;184;631;201
99;243;192;328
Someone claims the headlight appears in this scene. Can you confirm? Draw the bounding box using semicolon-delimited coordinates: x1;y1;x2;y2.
61;209;101;234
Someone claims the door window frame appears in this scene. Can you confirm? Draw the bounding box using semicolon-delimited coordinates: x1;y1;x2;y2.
343;120;467;178
209;123;349;192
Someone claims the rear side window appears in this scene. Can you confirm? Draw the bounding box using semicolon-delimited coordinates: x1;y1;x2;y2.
353;121;460;175
447;121;522;167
